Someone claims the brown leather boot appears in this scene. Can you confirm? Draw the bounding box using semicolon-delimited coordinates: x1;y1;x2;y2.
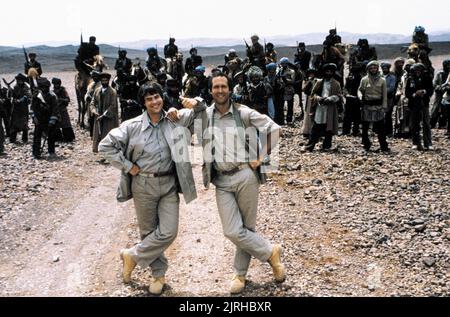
268;244;286;283
149;277;166;295
230;275;246;294
120;249;137;283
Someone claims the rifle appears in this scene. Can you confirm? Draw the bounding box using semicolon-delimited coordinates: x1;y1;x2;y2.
244;38;250;50
0;78;16;125
23;46;30;65
2;78;14;95
244;39;253;61
400;46;409;53
2;78;15;96
97;108;111;138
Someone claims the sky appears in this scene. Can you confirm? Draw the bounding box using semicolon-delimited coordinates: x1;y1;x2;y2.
0;0;449;46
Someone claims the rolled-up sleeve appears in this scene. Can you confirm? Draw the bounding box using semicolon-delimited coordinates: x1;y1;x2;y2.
249;109;280;133
177;97;207;128
248;109;281;154
98;124;133;173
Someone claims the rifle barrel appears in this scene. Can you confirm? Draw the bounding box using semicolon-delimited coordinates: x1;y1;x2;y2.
23;46;30;64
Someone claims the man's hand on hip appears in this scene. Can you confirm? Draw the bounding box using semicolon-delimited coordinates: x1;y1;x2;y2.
129;164;140;176
249;159;263;170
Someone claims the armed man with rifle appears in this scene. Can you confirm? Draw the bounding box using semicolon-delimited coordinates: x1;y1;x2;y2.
52;78;75;143
325;28;342;46
75;36;100;76
24;50;43;77
90;72;119;153
0;78;14;140
145;47;166;81
10;73;32;145
30;78;59;159
349;39;378;73
115;49;133;88
164;38;179;59
412;26;430;53
245;35;266;71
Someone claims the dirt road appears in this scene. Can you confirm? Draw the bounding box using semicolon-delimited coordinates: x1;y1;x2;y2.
1;64;449;297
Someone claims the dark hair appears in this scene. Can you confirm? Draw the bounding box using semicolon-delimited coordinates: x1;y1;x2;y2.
208;71;233;91
51;77;62;85
139;82;164;104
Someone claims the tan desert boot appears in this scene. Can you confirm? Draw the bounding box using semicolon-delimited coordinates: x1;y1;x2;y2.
230;275;246;294
149;277;166;295
268;244;286;283
120;249;136;283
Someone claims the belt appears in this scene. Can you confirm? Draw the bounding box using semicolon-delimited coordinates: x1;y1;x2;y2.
216;164;250;176
364;99;383;106
137;170;175;178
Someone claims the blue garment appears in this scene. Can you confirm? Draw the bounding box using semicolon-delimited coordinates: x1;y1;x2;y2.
267;97;275;119
195;65;206;73
266;63;277;70
384;73;397;96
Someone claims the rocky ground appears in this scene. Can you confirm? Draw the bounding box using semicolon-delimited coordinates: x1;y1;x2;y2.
0;70;449;297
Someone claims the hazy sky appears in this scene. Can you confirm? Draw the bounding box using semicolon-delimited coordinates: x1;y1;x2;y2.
1;0;449;46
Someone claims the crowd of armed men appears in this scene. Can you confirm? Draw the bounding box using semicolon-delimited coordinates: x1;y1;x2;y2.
1;27;450;157
0;51;75;159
